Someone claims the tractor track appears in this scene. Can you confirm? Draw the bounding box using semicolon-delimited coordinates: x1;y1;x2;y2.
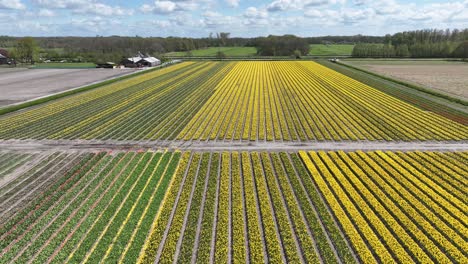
0;139;467;153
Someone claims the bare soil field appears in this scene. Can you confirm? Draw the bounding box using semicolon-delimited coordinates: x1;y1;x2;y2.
0;68;137;107
344;60;468;100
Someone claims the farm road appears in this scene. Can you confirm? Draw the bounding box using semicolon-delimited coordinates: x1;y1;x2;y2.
0;139;467;153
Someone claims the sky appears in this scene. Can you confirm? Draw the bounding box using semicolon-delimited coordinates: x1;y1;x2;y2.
1;0;468;37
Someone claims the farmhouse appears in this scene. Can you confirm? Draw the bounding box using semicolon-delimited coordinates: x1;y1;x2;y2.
0;49;9;65
122;52;161;68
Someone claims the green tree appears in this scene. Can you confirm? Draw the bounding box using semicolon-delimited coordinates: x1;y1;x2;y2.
216;51;226;59
13;37;39;64
395;44;410;57
452;41;468;60
293;49;302;59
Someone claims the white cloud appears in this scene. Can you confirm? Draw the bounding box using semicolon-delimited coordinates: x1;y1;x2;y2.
154;1;177;13
267;0;344;12
0;0;26;10
340;8;374;24
244;7;268;19
38;8;55;16
266;0;293;12
225;0;240;8
141;0;200;14
33;0;128;16
202;10;234;27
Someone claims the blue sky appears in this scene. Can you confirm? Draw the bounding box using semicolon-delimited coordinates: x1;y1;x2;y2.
1;0;467;37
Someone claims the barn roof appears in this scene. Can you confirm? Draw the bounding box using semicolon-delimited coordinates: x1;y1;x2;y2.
142;57;160;63
127;57;143;63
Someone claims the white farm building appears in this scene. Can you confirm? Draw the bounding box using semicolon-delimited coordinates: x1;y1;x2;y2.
123;52;161;68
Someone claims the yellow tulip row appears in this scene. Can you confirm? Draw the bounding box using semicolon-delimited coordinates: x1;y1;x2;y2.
330;151;430;263
250;153;285;263
0;62;194;133
143;62;236;140
369;151;467;262
214;152;230;263
231;153;247;263
48;62;216;139
306;62;468;140
426;152;467;183
299;150;467;263
179;62;244;140
373;152;467;255
398;152;466;204
178;61;467;141
348;151;452;263
240;152;266;263
299;151;377;263
260;152;303;263
138;152;191;263
79;63;220;140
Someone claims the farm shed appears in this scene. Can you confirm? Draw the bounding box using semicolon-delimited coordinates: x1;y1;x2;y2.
140;57;161;67
0;53;8;65
122;53;161;68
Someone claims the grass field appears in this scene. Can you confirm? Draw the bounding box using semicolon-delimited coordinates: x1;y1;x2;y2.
164;45;354;57
1;61;466;141
165;47;257;57
309;44;354;56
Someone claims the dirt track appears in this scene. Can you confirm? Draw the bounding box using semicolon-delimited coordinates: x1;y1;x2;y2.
0;68;136;106
0;139;466;152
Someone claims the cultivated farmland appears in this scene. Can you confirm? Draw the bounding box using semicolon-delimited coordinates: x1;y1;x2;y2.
0;61;466;141
342;59;468;100
1;150;466;263
0;59;467;264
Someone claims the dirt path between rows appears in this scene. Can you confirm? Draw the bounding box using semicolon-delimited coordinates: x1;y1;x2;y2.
0;139;467;152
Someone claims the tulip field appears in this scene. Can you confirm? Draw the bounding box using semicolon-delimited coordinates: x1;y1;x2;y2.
0;150;466;263
0;61;466;141
0;60;467;263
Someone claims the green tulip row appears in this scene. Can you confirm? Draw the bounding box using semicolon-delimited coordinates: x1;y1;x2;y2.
2;153;121;263
158;153;201;263
260;152;302;263
177;153;211;263
194;153;220;263
138;152;191;263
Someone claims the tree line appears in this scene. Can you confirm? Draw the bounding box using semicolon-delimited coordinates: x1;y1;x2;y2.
0;33;383;62
2;28;467;63
352;29;468;58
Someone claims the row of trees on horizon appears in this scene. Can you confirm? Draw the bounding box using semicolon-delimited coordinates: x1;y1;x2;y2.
1;28;467;63
352;29;468;58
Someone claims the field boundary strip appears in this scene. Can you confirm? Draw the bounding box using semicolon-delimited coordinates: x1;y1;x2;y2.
0;139;467;152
